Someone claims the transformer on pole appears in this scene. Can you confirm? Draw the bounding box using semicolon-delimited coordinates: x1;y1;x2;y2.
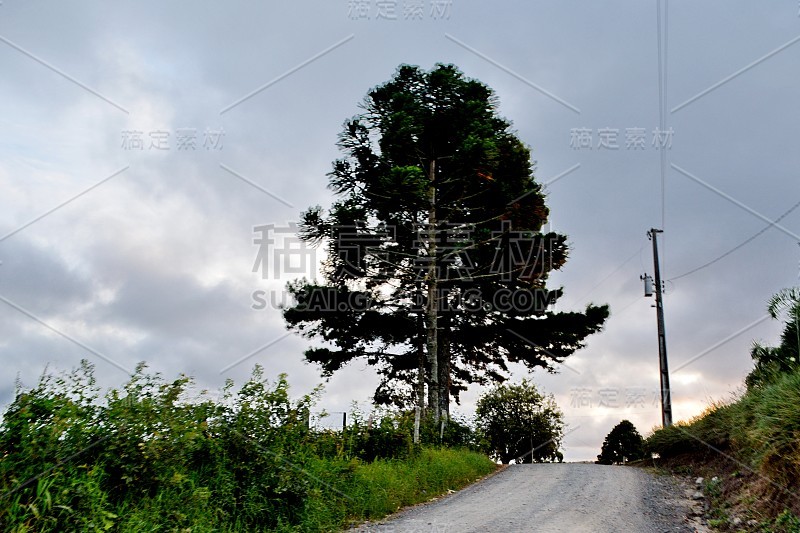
643;229;673;427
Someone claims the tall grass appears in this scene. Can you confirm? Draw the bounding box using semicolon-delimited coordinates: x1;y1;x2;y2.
0;361;496;532
645;370;800;475
644;367;800;522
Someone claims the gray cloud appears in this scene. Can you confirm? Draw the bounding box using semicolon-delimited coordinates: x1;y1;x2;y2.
1;0;798;460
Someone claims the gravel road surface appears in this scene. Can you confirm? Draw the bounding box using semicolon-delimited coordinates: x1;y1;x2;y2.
353;463;697;532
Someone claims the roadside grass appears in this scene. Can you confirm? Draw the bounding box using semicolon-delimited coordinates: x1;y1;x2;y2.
644;368;800;531
337;448;497;526
3;446;495;532
0;362;496;532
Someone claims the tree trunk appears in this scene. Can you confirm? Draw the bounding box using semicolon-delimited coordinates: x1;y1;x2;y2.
425;158;440;422
414;286;425;444
438;311;451;424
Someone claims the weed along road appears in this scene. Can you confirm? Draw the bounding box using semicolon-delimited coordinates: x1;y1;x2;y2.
354;463;697;532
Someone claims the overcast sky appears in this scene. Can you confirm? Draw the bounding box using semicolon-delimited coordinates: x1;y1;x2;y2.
2;1;799;461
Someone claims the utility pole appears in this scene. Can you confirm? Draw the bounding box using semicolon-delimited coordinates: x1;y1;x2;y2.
647;228;672;427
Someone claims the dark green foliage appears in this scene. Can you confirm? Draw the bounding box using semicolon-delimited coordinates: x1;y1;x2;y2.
339;409;414;462
284;63;608;410
596;420;644;465
337;408;484;462
474;379;563;464
0;361;493;532
399;411;484;450
1;362;318;531
746;287;800;389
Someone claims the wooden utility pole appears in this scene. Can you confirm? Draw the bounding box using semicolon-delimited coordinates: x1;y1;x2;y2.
648;228;673;427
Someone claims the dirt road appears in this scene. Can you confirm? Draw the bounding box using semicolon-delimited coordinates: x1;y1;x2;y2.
354;463;697;532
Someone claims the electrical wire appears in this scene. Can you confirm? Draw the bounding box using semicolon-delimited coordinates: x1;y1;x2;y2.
656;0;669;231
568;243;646;307
669;198;800;282
615;295;644;316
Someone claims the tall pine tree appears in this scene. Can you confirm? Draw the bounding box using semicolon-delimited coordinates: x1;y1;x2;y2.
284;64;608;427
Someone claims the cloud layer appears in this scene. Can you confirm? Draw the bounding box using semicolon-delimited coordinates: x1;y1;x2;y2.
1;0;798;461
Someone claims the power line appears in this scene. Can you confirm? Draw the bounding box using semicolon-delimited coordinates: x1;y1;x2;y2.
569;244;645;307
669;199;800;282
656;0;669;231
615;295;643;316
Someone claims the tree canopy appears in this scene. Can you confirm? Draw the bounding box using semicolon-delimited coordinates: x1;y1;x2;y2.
475;379;563;464
596;419;645;465
746;287;800;389
283;63;608;422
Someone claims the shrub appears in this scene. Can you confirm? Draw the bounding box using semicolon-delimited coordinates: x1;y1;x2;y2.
0;360;494;532
597;420;644;464
475;379;564;464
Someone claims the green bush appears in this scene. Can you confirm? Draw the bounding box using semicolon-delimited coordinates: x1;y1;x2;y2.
745;287;800;390
644;400;737;460
475;379;564;464
342;409;414;462
0;361;494;532
597;420;644;464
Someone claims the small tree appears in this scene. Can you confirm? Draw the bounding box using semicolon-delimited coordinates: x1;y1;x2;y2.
746;287;800;389
596;420;644;465
475;379;563;464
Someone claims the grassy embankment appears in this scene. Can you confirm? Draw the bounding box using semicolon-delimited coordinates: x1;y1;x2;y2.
644;369;800;531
